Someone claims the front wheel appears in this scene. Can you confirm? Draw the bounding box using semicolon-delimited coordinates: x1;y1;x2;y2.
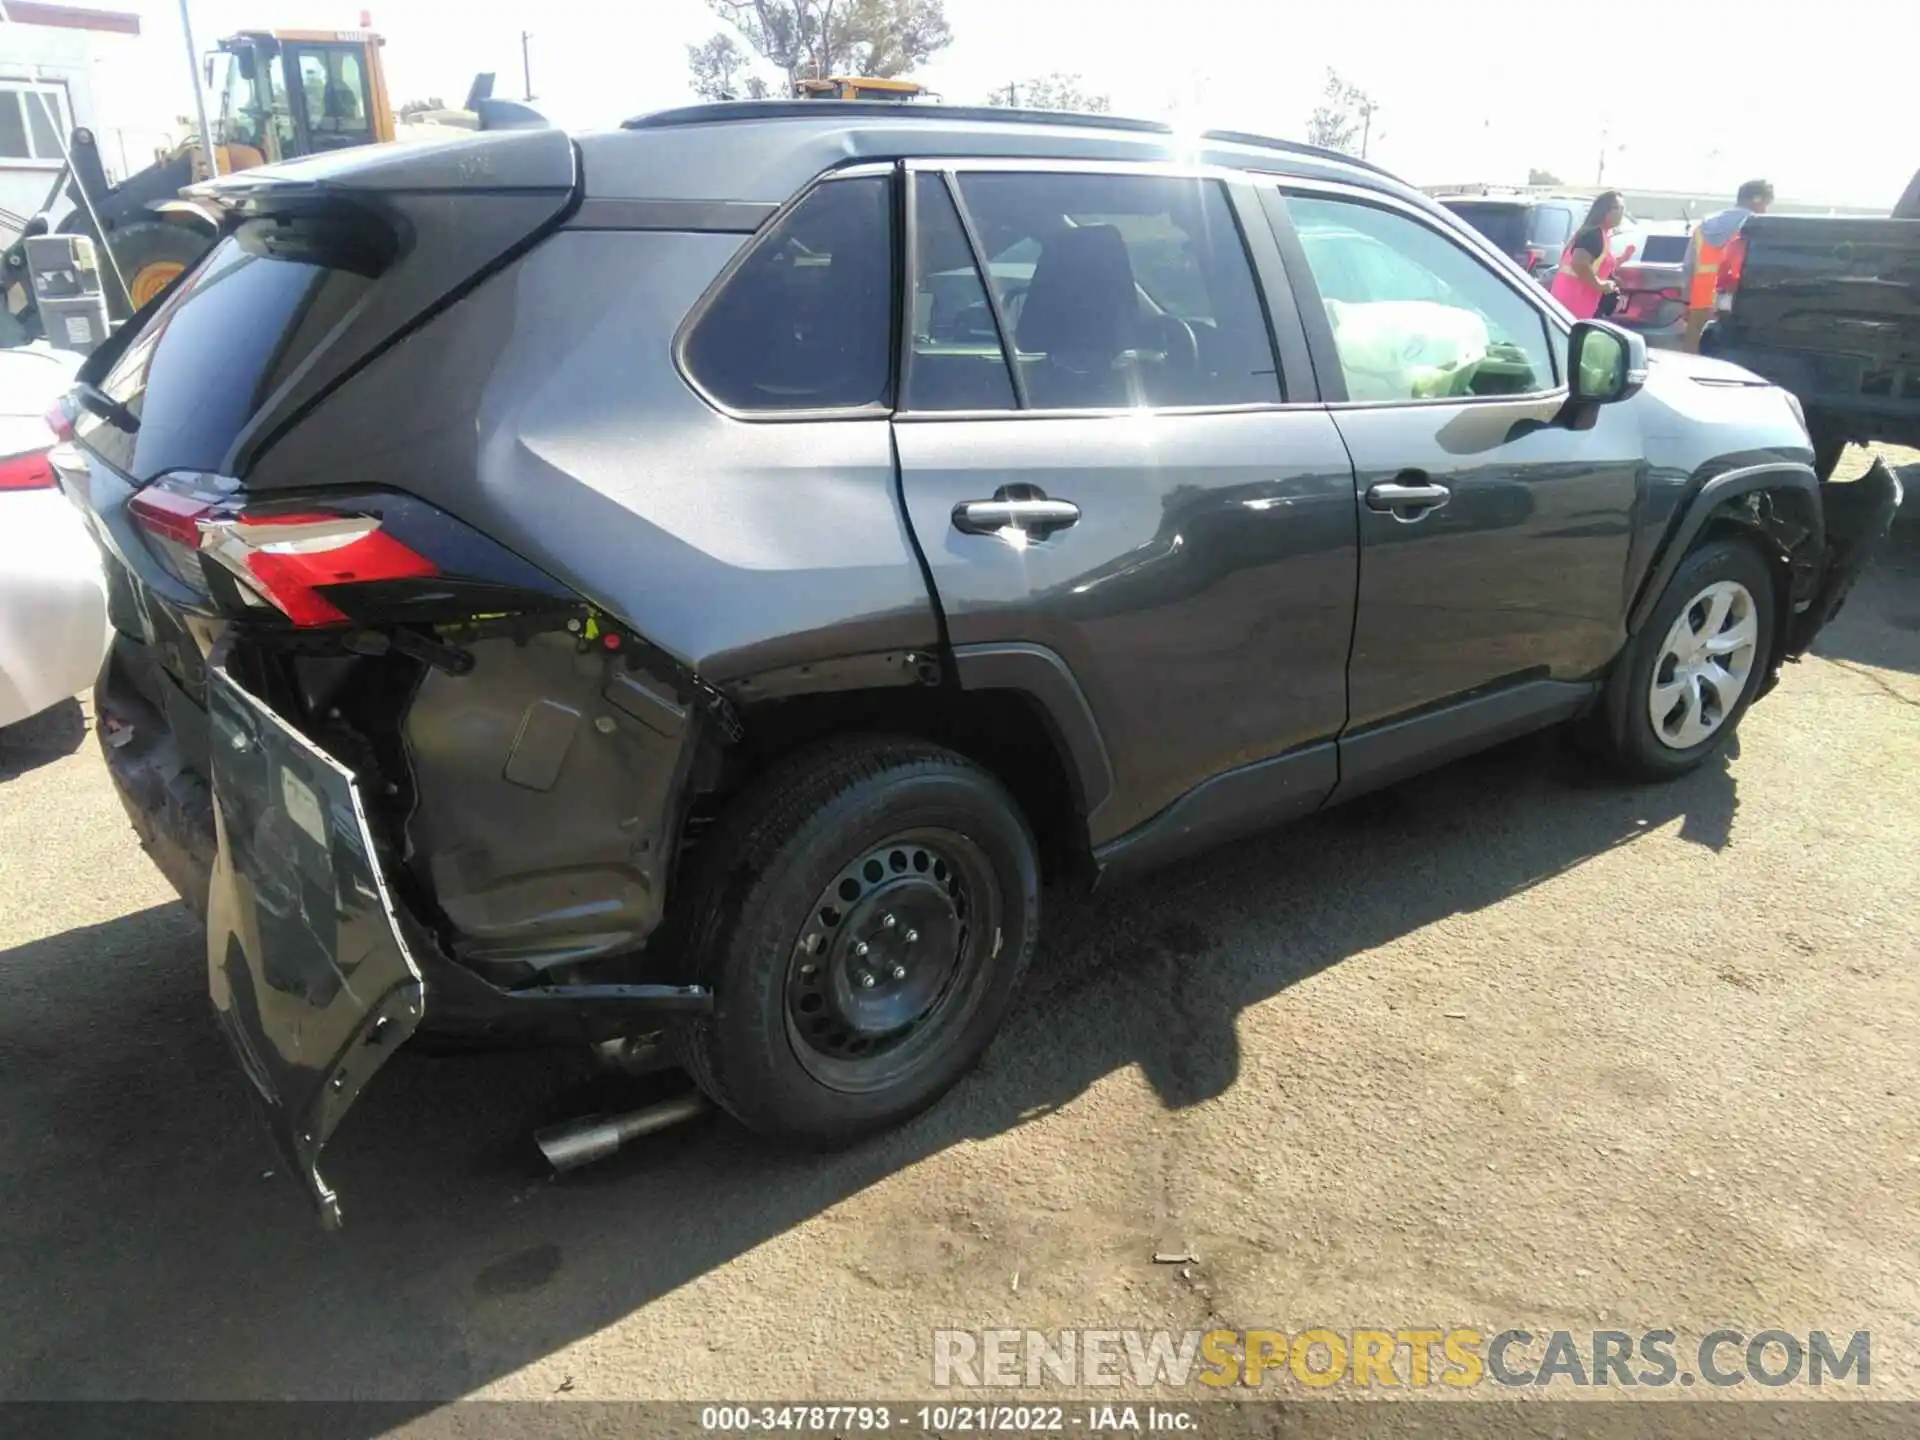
102;221;211;317
673;737;1040;1147
1587;536;1777;780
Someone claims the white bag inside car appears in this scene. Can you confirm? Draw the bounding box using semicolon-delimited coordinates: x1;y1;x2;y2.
1323;299;1490;401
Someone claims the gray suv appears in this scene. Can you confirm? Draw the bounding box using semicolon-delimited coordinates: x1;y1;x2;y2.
59;103;1899;1224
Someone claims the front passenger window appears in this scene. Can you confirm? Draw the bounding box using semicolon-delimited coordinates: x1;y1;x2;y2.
1287;194;1557;403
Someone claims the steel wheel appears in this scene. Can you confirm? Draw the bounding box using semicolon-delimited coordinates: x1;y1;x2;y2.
1647;579;1758;749
784;827;1003;1094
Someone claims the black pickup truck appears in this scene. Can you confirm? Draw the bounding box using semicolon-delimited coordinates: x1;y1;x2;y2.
1702;167;1919;478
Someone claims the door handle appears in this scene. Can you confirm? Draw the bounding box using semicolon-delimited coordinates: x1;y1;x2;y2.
1365;480;1452;520
952;496;1082;537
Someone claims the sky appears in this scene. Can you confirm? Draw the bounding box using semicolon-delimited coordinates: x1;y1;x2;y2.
95;0;1920;208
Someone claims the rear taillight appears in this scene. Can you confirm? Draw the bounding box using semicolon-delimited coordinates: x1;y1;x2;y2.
1715;233;1748;312
0;448;55;491
128;475;438;626
201;512;438;627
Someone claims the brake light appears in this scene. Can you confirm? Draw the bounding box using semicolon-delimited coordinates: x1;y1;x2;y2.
1716;232;1747;311
127;475;438;626
0;448;55;491
203;513;438;627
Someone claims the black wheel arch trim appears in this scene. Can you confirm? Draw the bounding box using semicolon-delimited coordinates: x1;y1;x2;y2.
1626;460;1823;637
949;642;1117;842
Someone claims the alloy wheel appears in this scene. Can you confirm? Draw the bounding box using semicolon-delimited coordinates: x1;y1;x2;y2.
1648;579;1758;749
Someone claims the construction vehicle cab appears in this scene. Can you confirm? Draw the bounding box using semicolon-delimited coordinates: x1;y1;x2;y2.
795;76;928;102
1;29;392;344
206;30;394;171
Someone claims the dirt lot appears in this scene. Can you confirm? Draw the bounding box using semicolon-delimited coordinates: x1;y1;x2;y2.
1;451;1915;1414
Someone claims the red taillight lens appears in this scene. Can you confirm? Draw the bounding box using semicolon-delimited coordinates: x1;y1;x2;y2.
128;476;439;626
0;448;55;491
205;513;438;627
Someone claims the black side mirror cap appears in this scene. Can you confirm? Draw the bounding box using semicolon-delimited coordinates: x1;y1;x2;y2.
1558;319;1647;428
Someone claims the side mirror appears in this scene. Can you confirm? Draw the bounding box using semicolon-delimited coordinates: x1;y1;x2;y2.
1567;319;1647;406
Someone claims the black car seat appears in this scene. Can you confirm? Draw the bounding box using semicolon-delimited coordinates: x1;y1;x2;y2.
1016;224;1144;408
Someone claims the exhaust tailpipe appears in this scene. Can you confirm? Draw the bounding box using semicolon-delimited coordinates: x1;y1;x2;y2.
534;1092;710;1172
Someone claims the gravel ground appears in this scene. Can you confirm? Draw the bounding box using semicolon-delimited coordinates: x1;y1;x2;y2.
0;450;1915;1415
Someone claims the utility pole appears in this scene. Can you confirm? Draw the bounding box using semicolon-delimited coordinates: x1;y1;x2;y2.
177;0;218;175
521;30;534;103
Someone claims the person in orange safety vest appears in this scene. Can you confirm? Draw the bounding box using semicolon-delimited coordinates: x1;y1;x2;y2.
1682;179;1774;352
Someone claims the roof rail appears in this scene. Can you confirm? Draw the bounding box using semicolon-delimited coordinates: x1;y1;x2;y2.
1198;128;1393;179
619;102;1396;179
624;99;1177;135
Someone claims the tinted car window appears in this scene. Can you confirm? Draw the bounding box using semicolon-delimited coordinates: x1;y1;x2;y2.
1443;201;1529;256
83;219;379;480
1289;194;1557;402
954;171;1280;409
906;173;1016;412
1528;204;1574;250
682;175;895;413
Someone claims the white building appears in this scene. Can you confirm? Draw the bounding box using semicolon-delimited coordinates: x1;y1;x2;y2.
0;2;173;241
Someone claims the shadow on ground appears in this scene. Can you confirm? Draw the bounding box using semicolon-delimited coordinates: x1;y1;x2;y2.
1811;510;1920;678
0;696;86;781
0;722;1738;1411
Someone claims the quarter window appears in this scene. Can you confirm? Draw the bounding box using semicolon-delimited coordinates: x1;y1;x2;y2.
683;175;896;413
952;171;1281;409
1288;194;1558;403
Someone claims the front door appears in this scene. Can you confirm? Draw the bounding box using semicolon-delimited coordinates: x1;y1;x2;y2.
1272;187;1644;757
893;163;1358;849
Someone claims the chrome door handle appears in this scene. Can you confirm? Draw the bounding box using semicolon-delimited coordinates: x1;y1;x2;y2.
952;497;1082;536
1365;480;1452;519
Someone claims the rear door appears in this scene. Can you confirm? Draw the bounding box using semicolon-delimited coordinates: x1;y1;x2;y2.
893;160;1357;850
1265;183;1643;795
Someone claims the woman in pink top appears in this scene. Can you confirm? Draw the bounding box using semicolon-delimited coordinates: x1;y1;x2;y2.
1549;191;1624;319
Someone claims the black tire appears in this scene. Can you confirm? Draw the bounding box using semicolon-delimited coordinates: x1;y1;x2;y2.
1587;536;1777;780
672;735;1040;1147
102;222;211;318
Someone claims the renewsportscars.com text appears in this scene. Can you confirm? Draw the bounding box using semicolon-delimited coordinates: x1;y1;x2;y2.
932;1328;1870;1390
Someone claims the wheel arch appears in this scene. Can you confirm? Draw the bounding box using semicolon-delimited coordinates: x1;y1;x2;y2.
1627;461;1822;637
712;643;1114;883
1626;460;1822;697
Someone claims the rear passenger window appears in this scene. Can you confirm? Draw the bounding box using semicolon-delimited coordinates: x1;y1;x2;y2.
682;175;894;412
906;173;1016;411
1288;194;1557;402
953;172;1281;410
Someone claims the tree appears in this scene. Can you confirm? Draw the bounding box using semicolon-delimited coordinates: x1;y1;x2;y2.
1528;167;1563;186
687;33;769;101
984;73;1110;113
695;0;952;94
1305;68;1376;157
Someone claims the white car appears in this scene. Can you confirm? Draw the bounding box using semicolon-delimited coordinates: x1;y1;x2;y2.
0;343;108;729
